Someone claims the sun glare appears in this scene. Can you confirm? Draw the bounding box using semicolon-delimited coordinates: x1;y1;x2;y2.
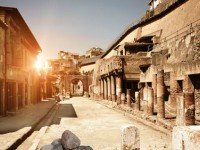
35;53;44;70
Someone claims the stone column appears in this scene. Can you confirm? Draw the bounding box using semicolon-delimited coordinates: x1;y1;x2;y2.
116;76;122;104
176;92;195;126
183;75;195;125
107;77;111;101
152;74;157;111
157;69;165;118
169;72;178;110
104;79;108;100
147;87;154;115
127;89;131;107
176;93;185;126
184;92;195;125
121;93;125;105
135;91;140;111
100;79;104;100
111;75;116;102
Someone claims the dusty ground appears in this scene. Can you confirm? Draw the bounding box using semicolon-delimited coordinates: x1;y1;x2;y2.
37;97;171;150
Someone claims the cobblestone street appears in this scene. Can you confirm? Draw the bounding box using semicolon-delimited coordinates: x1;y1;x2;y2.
34;97;171;150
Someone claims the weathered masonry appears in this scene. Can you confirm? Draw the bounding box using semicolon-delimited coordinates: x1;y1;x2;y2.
47;51;91;98
91;0;200;127
0;6;42;116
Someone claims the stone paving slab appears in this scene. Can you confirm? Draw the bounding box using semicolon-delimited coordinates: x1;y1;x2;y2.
0;99;56;150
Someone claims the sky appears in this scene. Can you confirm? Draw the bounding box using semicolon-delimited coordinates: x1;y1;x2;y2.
0;0;148;61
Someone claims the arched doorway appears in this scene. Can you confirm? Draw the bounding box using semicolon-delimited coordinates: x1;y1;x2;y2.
70;79;84;96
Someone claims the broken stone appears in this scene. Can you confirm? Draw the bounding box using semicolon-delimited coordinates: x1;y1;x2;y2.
40;144;54;150
61;130;81;150
73;146;93;150
51;138;62;146
51;138;63;150
172;126;200;150
121;125;140;150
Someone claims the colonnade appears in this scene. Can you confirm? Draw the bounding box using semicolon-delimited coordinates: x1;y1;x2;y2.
135;69;195;125
99;70;195;126
100;75;122;103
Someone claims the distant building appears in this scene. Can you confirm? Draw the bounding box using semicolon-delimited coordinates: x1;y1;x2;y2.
85;47;104;58
80;55;102;75
0;6;42;116
47;51;90;97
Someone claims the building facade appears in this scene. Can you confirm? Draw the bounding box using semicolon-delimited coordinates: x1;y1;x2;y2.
91;0;200;126
0;6;41;116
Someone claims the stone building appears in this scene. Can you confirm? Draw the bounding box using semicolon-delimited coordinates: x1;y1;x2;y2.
48;51;90;97
0;6;42;116
85;47;104;58
80;48;104;97
92;0;200;126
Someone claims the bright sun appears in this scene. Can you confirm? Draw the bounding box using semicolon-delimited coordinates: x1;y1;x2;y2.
35;53;44;70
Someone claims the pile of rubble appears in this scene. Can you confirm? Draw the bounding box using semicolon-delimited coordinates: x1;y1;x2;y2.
41;130;93;150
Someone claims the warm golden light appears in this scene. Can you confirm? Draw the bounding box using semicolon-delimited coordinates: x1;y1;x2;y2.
35;53;44;71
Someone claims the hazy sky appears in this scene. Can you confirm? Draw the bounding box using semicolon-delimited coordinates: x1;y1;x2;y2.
0;0;148;60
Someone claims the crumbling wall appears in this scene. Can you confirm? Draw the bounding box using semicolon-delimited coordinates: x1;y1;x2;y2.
91;59;103;99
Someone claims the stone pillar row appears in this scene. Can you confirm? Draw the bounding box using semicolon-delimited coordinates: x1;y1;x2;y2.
100;71;196;126
100;75;122;103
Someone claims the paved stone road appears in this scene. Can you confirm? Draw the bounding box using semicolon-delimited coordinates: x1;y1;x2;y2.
38;97;171;150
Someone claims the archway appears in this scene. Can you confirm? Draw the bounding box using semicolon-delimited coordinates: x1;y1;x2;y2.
70;79;84;96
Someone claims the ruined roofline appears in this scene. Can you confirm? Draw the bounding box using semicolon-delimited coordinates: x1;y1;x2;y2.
80;55;102;67
101;0;187;58
0;6;41;52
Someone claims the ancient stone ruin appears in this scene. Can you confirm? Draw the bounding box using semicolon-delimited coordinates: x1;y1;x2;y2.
40;130;93;150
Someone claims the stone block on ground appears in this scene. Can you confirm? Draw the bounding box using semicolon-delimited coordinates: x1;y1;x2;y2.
121;125;140;150
51;138;63;150
172;126;200;150
40;144;54;150
51;138;62;146
61;130;81;149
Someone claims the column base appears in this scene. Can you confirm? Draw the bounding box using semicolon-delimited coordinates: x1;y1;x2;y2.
112;94;116;102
